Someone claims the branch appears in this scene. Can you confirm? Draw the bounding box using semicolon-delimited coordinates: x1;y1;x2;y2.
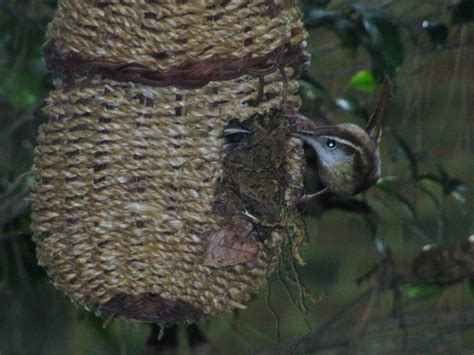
0;193;30;229
257;308;474;354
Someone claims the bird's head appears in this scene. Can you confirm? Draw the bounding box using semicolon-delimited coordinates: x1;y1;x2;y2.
291;123;381;196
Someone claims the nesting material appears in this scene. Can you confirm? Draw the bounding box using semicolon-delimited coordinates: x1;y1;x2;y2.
32;0;308;324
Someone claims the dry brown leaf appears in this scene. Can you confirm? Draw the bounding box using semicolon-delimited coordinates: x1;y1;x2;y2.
202;217;259;268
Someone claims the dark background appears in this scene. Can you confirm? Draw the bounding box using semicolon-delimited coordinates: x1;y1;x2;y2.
1;0;473;354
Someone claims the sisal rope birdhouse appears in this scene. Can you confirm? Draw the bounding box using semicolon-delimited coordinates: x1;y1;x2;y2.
32;0;309;324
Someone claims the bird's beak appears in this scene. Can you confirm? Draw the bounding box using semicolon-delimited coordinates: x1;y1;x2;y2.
222;127;252;137
289;131;318;146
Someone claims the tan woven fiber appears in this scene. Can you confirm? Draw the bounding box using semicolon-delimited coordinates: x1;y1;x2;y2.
47;0;306;71
33;0;308;324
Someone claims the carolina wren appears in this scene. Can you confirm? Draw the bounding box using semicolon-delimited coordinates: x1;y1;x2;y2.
291;77;393;199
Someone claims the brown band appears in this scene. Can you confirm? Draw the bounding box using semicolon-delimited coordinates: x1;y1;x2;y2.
98;292;204;324
43;40;310;89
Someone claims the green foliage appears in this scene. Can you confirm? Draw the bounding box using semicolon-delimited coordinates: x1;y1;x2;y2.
1;0;473;353
0;1;53;108
306;4;404;79
376;179;417;218
300;0;331;16
450;0;474;24
406;282;445;301
349;70;376;93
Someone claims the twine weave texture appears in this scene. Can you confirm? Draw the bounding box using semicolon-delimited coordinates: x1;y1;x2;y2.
32;0;308;324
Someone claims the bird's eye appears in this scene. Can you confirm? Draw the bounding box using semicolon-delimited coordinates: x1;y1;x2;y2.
326;138;337;149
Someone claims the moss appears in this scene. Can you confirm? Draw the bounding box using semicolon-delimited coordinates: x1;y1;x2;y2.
215;110;292;225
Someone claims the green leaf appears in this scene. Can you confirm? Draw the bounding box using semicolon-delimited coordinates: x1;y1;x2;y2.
362;213;378;238
416;185;440;209
334;18;361;51
417;173;441;184
375;179;417;217
445;178;471;195
406;282;445;301
351;4;404;79
350;70;376;92
389;130;419;179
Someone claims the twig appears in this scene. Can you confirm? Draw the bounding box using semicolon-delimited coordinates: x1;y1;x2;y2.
256;309;474;354
0;194;30;228
0;102;40;141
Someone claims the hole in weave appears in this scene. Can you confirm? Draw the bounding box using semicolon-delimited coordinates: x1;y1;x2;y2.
136;221;146;229
208;86;218;95
175;38;187;45
94;151;107;158
97;140;113;146
176;94;183;101
67;150;79;157
173;50;187;57
65;177;78;183
50;116;63;123
244;38;253;47
70;114;88;121
99;117;111;123
291;28;302;36
35;232;49;240
175;107;182;116
221;0;230;7
69;124;88;132
201;45;214;54
94;176;107;184
134;176;147;183
128;260;145;271
103;103;117;110
136;122;150;128
83;25;97;32
94;163;107;172
243;26;252;33
265;92;278;101
144;12;158;19
133;154;145;161
96;2;113;8
50;139;62;145
207;14;221;21
65;197;82;205
152;52;169;60
66;218;78;226
97;240;111;248
208;96;229;108
137;94;155;107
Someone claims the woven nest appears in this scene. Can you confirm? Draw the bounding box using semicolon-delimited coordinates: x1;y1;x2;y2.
32;0;309;324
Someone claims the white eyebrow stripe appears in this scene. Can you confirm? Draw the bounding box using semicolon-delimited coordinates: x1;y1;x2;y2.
320;135;367;164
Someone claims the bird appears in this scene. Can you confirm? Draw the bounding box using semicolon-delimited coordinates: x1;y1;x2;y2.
290;76;393;201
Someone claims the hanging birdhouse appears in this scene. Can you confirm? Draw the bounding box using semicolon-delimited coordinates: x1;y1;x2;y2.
32;0;309;324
